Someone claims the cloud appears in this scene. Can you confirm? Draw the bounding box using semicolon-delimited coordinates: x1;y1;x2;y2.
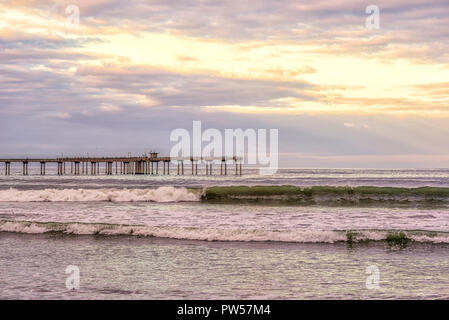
344;122;369;129
8;0;442;63
408;82;449;97
99;104;122;113
7;1;448;46
1;0;449;166
0;61;314;119
52;112;71;119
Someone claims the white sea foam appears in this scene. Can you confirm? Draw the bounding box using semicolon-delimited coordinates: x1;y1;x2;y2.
2;220;449;243
0;187;200;202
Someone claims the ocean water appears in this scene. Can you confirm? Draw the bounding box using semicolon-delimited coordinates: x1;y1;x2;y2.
0;167;448;299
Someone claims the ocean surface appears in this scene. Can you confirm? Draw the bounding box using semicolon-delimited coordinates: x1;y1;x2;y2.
0;166;448;299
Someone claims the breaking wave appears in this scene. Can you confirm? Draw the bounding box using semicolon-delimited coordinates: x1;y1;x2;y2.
1;220;449;243
3;185;449;205
202;186;449;205
0;187;200;203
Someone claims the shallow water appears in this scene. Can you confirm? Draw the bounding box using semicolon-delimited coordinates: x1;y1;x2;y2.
1;233;448;299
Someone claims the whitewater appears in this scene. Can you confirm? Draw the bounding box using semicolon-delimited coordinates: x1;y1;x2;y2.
1;168;449;243
0;186;200;202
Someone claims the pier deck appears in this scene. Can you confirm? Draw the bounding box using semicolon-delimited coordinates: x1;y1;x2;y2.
0;154;243;176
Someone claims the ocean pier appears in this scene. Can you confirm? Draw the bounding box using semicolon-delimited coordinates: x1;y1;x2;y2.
0;152;243;176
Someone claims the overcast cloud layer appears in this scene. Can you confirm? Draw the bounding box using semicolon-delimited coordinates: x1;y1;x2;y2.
1;0;449;167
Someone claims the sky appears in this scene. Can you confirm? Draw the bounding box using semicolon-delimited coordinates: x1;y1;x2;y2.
1;0;449;168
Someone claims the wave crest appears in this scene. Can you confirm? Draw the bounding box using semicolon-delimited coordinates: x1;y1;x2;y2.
203;186;449;205
0;187;200;202
1;220;449;243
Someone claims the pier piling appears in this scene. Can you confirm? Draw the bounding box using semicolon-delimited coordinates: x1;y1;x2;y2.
40;162;46;175
5;162;11;176
22;161;29;176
